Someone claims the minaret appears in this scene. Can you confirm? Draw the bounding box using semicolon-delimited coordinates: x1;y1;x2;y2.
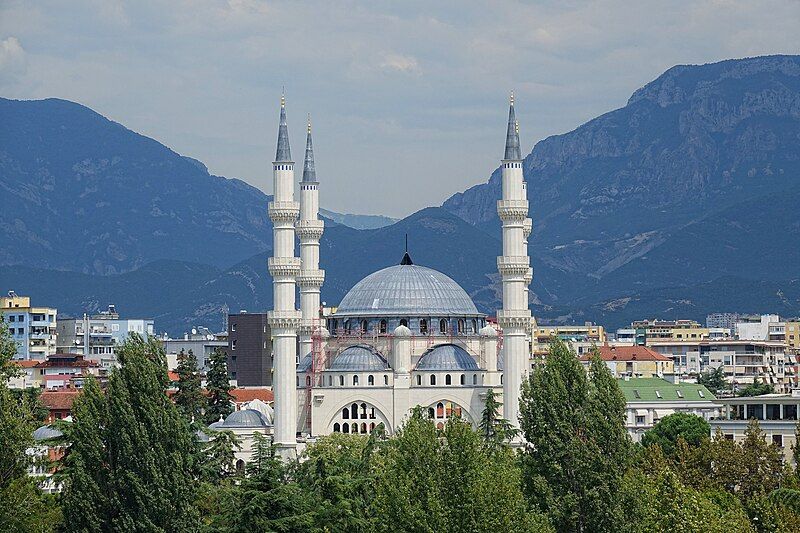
297;116;325;370
497;92;532;429
268;93;302;459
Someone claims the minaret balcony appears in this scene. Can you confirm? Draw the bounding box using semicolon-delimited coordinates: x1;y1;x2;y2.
497;256;530;276
497;199;529;221
268;257;301;277
496;309;532;330
523;218;533;238
268;201;300;222
267;310;302;330
296;219;325;239
298;269;325;287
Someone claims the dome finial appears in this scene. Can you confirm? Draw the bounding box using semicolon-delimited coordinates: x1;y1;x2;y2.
400;233;413;265
510;90;514;106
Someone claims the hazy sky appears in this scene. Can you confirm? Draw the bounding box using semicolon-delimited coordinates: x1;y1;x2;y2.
2;1;799;217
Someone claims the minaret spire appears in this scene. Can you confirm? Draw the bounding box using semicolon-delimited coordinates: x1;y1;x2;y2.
276;91;291;162
504;91;521;161
302;114;316;183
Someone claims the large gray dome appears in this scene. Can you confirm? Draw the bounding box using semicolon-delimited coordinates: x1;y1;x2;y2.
416;344;480;371
221;409;272;428
336;264;480;317
329;345;389;372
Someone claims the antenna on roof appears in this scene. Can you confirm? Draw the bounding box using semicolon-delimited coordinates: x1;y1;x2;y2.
400;233;413;265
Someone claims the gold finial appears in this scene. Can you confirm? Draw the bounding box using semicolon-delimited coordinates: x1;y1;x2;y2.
510;91;515;106
281;87;285;108
307;114;312;134
515;120;519;134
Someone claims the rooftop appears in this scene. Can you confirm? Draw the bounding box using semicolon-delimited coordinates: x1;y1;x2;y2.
617;378;716;403
580;345;671;362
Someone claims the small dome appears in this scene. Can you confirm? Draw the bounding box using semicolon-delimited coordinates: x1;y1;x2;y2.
335;263;480;317
479;325;498;337
221;408;272;428
394;325;411;337
416;344;479;371
208;416;225;429
297;353;313;373
329;345;389;372
33;425;63;442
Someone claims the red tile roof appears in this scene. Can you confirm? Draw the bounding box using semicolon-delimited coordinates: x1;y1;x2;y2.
13;360;40;368
168;371;180;382
230;388;273;403
40;390;81;410
580;345;672;362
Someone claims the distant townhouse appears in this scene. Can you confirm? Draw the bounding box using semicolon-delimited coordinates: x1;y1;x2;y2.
226;312;273;387
787;321;800;352
532;322;606;356
618;377;718;443
56;305;154;368
710;392;800;465
161;326;228;371
579;345;674;378
649;339;792;393
1;291;57;360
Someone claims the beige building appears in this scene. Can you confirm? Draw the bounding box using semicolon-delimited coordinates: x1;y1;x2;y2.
711;392;800;465
1;292;57;360
579;345;674;378
532;323;606;356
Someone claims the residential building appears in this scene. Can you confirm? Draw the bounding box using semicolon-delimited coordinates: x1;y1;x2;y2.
56;305;154;368
532;322;606;356
649;339;792;393
40;389;81;422
618;377;718;443
161;326;227;371
784;321;800;352
1;291;57;360
579;345;674;377
226;312;273;387
631;319;704;344
33;353;103;390
710;392;800;465
735;314;784;342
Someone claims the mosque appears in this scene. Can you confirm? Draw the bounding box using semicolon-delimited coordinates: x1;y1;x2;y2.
262;92;531;458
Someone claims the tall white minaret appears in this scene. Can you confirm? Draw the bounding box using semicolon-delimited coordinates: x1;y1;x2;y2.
297;116;325;368
498;93;532;429
268;93;302;459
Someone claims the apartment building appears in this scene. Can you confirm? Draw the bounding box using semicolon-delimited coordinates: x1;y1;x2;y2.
579;345;674;378
532;322;606;356
161;326;227;371
1;292;57;360
226;312;273;387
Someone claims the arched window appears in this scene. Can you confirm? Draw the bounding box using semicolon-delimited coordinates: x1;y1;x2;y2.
383;375;389;385
439;319;448;334
458;319;465;333
416;375;422;386
353;375;359;386
351;423;358;434
351;403;358;419
296;376;300;386
471;319;478;333
369;422;375;432
343;423;349;434
430;374;436;386
428;407;435;418
420;319;428;334
305;375;311;387
368;375;374;386
460;374;465;385
236;460;245;475
327;375;332;386
339;375;344;386
472;374;477;385
361;403;367;419
400;318;408;327
500;374;503;385
437;422;444;430
445;374;452;385
342;407;349;419
345;320;351;334
370;407;376;419
379;320;387;333
360;423;367;434
361;319;368;333
333;423;341;432
437;402;445;417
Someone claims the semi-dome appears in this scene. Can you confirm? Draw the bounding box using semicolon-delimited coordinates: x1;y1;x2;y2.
335;260;480;317
33;425;63;442
221;408;272;428
416;344;480;371
329;345;389;372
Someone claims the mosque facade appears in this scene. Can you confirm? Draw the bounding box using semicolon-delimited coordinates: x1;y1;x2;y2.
267;94;531;458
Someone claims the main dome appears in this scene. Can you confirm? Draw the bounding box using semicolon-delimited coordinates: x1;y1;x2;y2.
335;263;480;317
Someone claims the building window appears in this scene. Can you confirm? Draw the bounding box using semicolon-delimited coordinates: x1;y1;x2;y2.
400;319;408;327
457;319;465;334
416;375;421;386
380;320;387;334
353;375;359;386
231;340;236;350
368;375;374;386
472;374;477;385
305;376;311;387
231;323;236;332
351;403;358;419
420;319;428;335
333;423;341;432
342;407;349;419
636;415;645;425
339;375;344;386
384;375;389;385
440;319;448;334
445;374;452;385
430;374;436;386
471;319;477;333
361;320;368;333
361;403;367;419
772;434;783;447
460;374;465;385
342;423;349;434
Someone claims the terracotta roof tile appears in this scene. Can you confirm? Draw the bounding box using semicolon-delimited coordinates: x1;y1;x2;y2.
230;388;273;403
580;345;672;362
40;390;81;410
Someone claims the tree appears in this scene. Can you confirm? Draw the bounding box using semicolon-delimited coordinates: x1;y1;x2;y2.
173;349;205;423
697;366;728;395
205;347;233;426
737;378;774;397
641;412;711;456
478;388;518;448
60;334;200;531
737;419;785;499
200;429;241;482
519;341;631;532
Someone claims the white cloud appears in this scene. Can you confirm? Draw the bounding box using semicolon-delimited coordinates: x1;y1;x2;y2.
0;36;25;68
380;53;421;75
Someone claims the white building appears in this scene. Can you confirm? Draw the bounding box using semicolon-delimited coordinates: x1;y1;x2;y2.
161;326;227;371
262;94;531;458
735;314;784;342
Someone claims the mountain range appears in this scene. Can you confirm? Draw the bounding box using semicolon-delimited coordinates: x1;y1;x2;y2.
2;55;799;334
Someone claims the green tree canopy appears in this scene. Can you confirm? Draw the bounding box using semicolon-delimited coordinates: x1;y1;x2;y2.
737;378;774;397
697;366;728;395
173;348;205;424
205;347;233;426
641;412;711;456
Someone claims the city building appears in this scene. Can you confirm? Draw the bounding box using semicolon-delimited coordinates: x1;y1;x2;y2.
1;292;57;360
532;323;605;356
226;312;273;387
161;326;227;371
40;389;81;422
618;377;718;443
649;339;792;392
735;314;785;342
260;94;532;459
787;321;800;352
579;345;674;378
710;392;800;464
31;353;103;390
56;305;154;368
